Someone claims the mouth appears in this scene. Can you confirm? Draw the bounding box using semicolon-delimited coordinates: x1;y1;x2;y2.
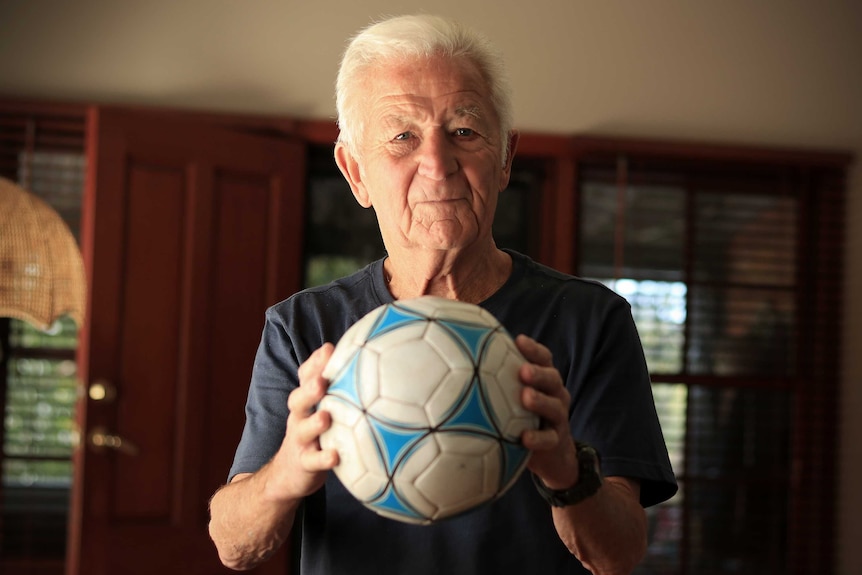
414;195;468;205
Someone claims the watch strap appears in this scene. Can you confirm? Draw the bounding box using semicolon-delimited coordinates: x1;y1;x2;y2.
531;442;603;507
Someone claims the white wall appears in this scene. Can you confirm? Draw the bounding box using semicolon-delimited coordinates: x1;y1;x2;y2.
1;1;860;572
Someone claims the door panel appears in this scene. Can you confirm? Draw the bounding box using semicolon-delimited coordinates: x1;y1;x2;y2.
70;107;306;575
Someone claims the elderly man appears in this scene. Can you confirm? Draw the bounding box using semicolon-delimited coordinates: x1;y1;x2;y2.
208;14;676;575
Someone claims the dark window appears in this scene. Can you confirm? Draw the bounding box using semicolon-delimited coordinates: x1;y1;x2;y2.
576;148;846;574
0;107;86;572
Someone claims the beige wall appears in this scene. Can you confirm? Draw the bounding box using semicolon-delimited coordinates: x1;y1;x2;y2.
1;1;859;572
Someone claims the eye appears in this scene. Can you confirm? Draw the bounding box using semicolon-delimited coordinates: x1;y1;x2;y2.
453;128;475;138
394;132;412;141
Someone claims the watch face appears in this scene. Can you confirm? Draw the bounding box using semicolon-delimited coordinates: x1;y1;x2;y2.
532;443;603;507
579;445;601;474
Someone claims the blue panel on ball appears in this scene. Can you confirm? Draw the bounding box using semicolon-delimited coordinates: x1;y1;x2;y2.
371;485;424;521
439;321;493;362
501;440;531;483
370;419;426;472
327;353;362;407
370;305;425;338
439;380;496;435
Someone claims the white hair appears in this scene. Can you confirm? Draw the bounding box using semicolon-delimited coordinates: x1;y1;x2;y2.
335;14;514;162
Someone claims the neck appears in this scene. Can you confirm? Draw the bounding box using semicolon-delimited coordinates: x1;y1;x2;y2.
384;246;512;304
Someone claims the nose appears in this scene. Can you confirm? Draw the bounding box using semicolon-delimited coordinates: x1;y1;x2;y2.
417;130;458;181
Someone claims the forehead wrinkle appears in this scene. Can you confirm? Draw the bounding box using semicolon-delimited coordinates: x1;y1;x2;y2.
376;97;429;124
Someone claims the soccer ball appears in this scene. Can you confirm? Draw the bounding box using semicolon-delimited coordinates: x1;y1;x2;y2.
318;296;539;525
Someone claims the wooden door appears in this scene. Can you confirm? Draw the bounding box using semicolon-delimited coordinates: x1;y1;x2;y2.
68;107;306;575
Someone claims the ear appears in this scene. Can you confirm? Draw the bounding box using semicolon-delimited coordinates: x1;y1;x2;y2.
335;142;372;208
499;130;520;190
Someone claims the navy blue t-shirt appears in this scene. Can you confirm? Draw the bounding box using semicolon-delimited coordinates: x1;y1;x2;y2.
229;251;677;575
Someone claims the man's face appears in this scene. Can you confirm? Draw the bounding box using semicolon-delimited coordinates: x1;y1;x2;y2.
337;55;516;254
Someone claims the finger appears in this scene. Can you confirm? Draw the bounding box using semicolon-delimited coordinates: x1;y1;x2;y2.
515;334;553;367
521;384;568;426
300;446;340;471
298;343;335;384
292;410;339;472
287;382;324;416
519;363;567;403
292;409;333;446
521;426;560;451
292;344;336;415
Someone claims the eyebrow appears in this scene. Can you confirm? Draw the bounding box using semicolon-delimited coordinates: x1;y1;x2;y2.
377;104;484;131
455;105;482;119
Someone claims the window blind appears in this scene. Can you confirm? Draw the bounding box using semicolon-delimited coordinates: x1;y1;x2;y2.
0;103;86;574
577;151;847;575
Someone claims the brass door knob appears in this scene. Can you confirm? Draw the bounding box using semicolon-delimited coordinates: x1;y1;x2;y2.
88;380;117;402
88;426;139;456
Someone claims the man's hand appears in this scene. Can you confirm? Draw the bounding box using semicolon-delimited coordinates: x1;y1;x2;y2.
208;343;339;570
513;334;647;575
273;343;340;499
515;334;579;490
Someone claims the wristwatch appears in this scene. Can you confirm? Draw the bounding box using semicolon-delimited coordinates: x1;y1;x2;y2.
532;442;603;507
